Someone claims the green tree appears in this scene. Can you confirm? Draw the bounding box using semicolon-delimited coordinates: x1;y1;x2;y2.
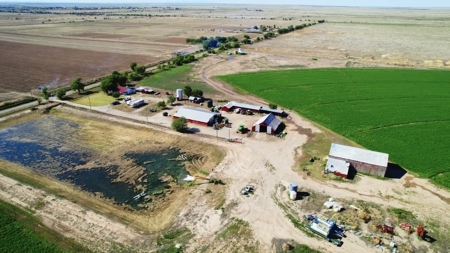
241;38;252;44
167;95;176;105
192;89;204;97
243;34;250;39
128;72;142;81
70;77;84;94
130;62;137;71
157;100;166;109
100;76;117;94
42;87;49;100
172;117;188;133
111;71;127;86
56;88;66;99
135;65;146;75
184;85;193;97
112;91;120;99
268;103;278;109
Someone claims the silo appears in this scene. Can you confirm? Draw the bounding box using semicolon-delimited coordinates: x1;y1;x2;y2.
288;182;298;192
176;89;183;101
207;99;213;108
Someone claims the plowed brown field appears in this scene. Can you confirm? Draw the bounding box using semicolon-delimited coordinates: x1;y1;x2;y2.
0;40;157;93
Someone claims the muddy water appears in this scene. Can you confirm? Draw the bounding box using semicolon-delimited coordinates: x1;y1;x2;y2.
0;116;189;209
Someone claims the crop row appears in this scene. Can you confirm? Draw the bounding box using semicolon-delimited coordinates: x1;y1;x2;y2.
0;199;89;252
218;68;450;188
0;211;62;252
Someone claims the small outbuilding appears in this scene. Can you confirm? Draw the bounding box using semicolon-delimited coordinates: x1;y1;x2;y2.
252;113;281;134
173;108;220;126
188;96;204;104
325;158;350;178
328;143;389;177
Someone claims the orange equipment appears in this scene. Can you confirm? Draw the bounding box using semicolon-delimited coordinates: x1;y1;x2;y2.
400;223;412;235
416;226;427;239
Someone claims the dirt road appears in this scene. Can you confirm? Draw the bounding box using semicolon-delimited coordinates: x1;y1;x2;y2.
178;53;450;252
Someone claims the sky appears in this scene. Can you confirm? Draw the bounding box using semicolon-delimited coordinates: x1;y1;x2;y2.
1;0;450;8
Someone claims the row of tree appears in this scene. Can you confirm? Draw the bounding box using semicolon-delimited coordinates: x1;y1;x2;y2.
186;36;243;50
171;53;196;66
277;23;312;34
183;85;203;98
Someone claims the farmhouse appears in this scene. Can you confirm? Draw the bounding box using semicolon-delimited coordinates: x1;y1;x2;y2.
173;108;221;126
328;143;389;177
222;101;286;116
252;113;281;134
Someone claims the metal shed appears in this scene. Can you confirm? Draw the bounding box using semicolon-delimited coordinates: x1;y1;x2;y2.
222;101;261;112
252;113;281;134
173;108;220;126
328;143;389;177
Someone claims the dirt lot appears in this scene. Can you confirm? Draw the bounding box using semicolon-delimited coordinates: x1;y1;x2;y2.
155;37;188;44
1;4;450;253
0;40;157;93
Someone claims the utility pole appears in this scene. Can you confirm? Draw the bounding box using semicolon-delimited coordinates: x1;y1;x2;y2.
88;95;92;110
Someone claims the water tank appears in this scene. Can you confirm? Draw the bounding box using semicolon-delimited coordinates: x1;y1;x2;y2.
176;89;183;101
289;182;298;192
290;191;297;200
207;99;213;108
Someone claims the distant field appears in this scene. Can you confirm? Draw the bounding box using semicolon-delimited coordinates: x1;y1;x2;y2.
140;64;218;95
0;40;156;93
218;68;450;187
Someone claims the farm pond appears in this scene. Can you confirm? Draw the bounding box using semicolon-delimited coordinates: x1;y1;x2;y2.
0;116;190;209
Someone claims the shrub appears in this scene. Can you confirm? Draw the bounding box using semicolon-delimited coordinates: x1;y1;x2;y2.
172;117;188;132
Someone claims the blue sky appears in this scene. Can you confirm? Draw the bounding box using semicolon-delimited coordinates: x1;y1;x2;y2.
2;0;450;8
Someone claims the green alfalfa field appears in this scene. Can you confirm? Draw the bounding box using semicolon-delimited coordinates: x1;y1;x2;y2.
218;68;450;188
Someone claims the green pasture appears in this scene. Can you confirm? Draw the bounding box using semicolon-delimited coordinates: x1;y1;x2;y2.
140;64;217;95
218;68;450;188
74;92;117;107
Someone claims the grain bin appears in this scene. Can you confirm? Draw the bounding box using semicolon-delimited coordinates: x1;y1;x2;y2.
207;99;213;108
289;191;297;200
176;89;183;101
289;182;298;192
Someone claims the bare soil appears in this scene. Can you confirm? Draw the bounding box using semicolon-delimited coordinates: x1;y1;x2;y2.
155;37;188;44
0;40;157;93
67;32;131;39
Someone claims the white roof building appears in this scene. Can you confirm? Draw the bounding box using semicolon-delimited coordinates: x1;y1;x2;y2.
252;113;282;134
223;101;261;111
329;143;389;167
325;157;350;177
173;108;220;125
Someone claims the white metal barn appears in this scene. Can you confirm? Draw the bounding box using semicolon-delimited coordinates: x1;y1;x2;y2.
252;113;281;134
328;143;389;177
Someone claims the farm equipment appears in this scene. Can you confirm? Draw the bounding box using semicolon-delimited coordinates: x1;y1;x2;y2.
241;185;254;195
376;224;394;235
416;226;427;239
227;138;243;143
399;223;412;234
237;124;245;134
306;214;345;246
